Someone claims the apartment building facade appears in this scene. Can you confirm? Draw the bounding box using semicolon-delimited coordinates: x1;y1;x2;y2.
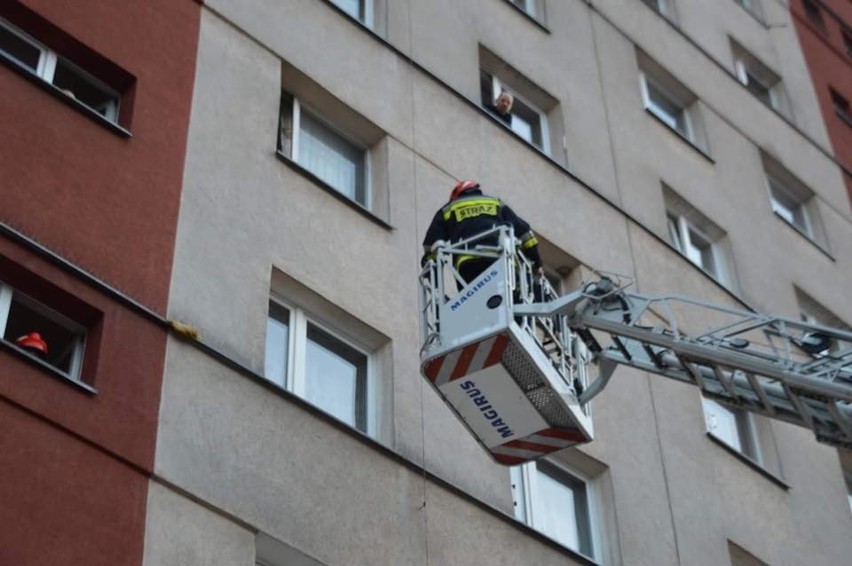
3;1;852;565
0;1;200;564
790;0;852;201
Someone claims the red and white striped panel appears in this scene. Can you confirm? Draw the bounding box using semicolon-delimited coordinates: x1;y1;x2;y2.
489;427;587;465
422;333;509;386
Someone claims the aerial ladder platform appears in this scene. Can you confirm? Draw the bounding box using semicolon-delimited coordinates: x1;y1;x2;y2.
418;226;852;465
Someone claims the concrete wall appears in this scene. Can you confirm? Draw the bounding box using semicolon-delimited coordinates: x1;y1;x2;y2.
157;1;852;564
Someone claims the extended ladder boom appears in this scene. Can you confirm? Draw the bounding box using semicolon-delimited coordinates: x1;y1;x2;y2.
516;278;852;449
418;227;851;464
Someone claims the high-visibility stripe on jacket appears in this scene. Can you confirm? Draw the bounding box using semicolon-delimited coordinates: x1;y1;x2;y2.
421;189;542;269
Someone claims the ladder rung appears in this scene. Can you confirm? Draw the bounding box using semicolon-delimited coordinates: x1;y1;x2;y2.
713;365;739;399
783;384;815;431
744;371;776;416
677;355;706;390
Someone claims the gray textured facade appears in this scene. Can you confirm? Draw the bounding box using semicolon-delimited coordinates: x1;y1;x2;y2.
145;1;852;565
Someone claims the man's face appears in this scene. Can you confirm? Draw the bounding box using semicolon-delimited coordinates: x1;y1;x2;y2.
495;93;514;114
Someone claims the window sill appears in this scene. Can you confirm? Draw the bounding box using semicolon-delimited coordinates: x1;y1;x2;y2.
275;151;393;230
0;338;97;395
644;108;715;164
706;432;790;490
772;211;834;260
0;55;132;139
503;1;551;33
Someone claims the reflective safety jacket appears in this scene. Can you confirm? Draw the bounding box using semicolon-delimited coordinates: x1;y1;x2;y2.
421;189;542;269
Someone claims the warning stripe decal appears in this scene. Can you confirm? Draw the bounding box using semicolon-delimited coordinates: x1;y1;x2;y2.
424;333;509;385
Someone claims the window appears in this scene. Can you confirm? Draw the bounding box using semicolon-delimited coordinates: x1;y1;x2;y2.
480;70;550;152
703;398;760;460
265;299;370;433
0;279;86;379
264;269;390;439
0;17;120;123
637;54;708;151
508;0;545;21
761;152;826;247
329;0;372;26
663;185;733;285
641;0;675;21
842;30;852;58
279;94;368;207
277;61;389;220
511;460;595;558
796;288;851;356
802;0;826;32
732;40;787;114
478;46;560;158
642;75;691;137
728;540;769;566
830;88;852;126
768;176;811;235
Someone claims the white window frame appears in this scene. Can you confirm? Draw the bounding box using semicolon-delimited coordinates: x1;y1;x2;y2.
510;460;599;559
489;75;550;154
265;297;376;437
283;96;372;210
640;73;693;140
734;59;780;111
0;18;119;122
667;213;724;280
703;398;762;462
767;176;812;237
0;280;86;380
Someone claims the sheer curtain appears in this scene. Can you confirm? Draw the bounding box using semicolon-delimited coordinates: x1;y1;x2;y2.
299;110;365;204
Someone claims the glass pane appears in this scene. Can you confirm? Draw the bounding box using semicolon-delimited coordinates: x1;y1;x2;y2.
0;24;41;71
511;113;534;143
3;293;82;376
299;111;366;205
647;82;687;135
264;302;290;387
304;324;367;430
703;399;742;451
530;464;580;550
667;215;683;252
330;0;363;21
745;72;772;106
52;59;118;121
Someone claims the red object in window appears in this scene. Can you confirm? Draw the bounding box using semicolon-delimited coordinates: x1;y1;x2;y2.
15;332;48;356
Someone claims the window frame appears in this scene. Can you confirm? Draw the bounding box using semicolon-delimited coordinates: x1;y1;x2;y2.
767;175;812;237
510;459;598;559
482;73;551;153
0;17;120;123
829;88;852;126
802;0;827;33
667;213;724;280
703;398;762;462
264;296;376;437
280;94;372;210
732;48;784;114
0;280;87;380
640;72;693;140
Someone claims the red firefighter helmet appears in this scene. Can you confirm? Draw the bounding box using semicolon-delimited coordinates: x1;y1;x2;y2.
450;180;480;201
15;332;48;356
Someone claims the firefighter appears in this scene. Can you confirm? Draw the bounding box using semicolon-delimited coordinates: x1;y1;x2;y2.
421;180;543;285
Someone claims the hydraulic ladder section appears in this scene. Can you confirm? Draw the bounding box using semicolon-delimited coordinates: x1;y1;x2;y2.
516;277;852;450
419;226;593;466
